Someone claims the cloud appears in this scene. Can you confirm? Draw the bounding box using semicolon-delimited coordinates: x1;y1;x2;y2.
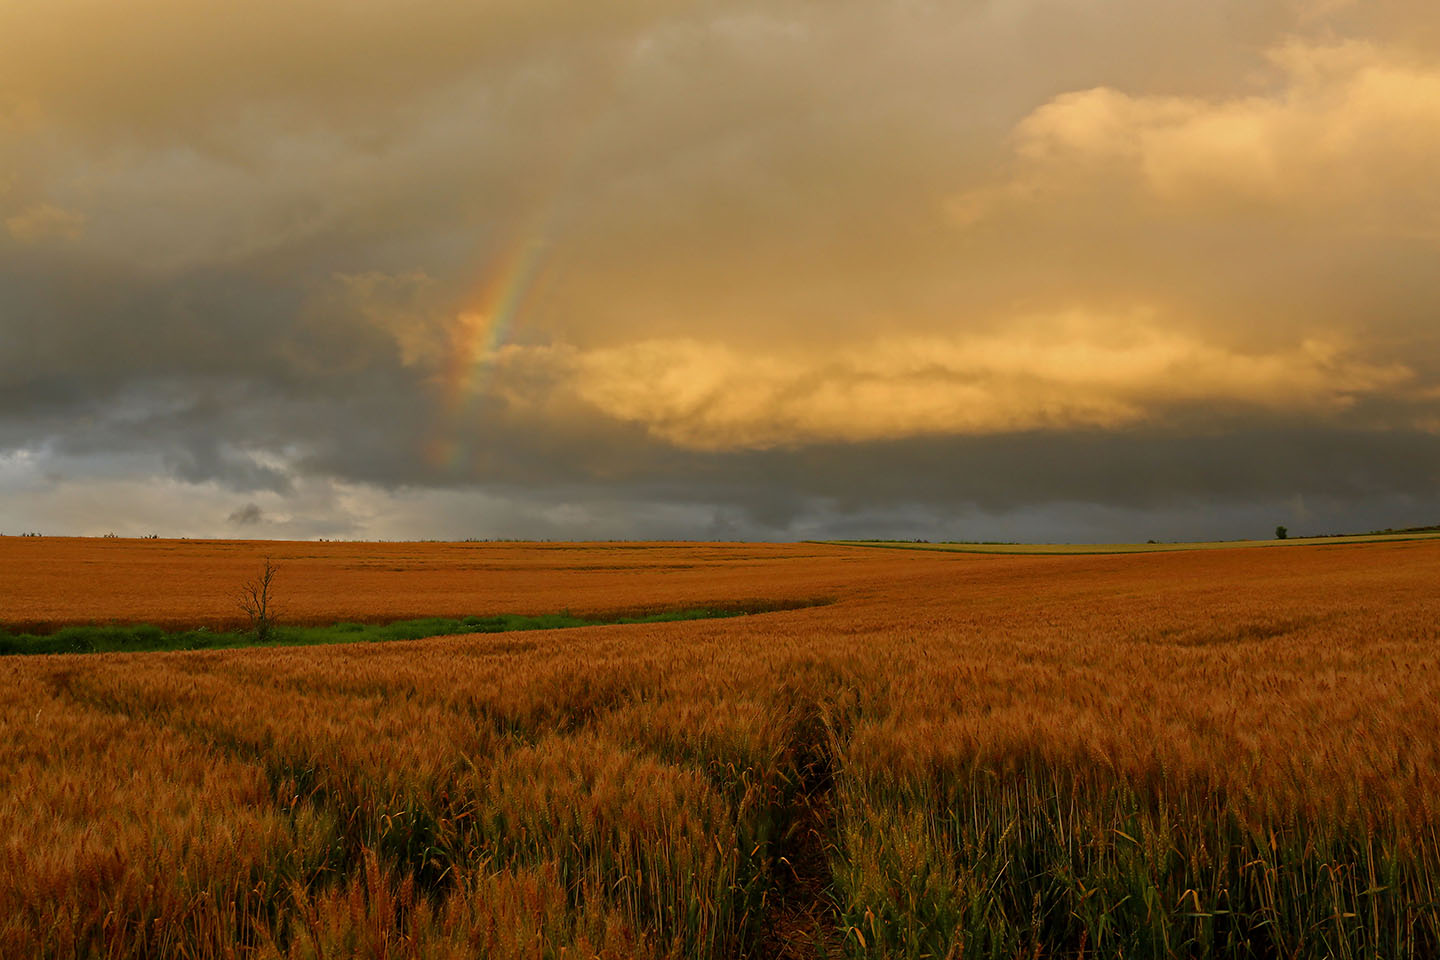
2;1;1440;540
997;40;1440;222
0;0;676;143
504;314;1413;450
5;203;84;242
227;502;264;526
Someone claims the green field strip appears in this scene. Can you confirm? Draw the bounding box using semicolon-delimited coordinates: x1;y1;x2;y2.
817;530;1440;556
0;603;816;656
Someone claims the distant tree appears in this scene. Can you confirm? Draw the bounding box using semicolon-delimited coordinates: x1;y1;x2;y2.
1275;525;1288;540
238;558;281;642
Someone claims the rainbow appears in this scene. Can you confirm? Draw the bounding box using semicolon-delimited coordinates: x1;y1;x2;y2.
424;215;554;470
426;40;644;472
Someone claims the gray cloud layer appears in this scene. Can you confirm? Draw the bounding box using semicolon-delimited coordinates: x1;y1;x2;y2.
2;0;1438;540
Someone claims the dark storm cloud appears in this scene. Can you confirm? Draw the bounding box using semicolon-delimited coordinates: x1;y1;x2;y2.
228;502;264;526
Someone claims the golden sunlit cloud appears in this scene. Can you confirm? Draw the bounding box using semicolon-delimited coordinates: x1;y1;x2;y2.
493;312;1413;451
954;40;1440;231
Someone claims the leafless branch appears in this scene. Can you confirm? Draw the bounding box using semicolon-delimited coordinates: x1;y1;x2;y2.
238;557;280;642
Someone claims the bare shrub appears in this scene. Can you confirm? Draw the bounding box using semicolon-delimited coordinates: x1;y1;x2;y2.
237;558;280;642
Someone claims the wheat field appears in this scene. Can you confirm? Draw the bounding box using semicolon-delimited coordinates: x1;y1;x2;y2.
2;537;1439;958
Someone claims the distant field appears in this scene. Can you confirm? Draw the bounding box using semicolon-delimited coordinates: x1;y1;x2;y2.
3;537;1440;958
0;537;851;631
824;529;1440;554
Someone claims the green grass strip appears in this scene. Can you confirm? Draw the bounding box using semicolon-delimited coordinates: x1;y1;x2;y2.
818;530;1440;555
0;608;753;656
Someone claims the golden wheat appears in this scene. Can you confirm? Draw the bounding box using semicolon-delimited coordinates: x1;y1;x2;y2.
2;537;1438;956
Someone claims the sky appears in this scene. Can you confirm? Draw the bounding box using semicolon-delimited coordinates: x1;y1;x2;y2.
2;0;1438;542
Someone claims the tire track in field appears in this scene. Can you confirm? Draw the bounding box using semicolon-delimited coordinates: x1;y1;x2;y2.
754;687;848;959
